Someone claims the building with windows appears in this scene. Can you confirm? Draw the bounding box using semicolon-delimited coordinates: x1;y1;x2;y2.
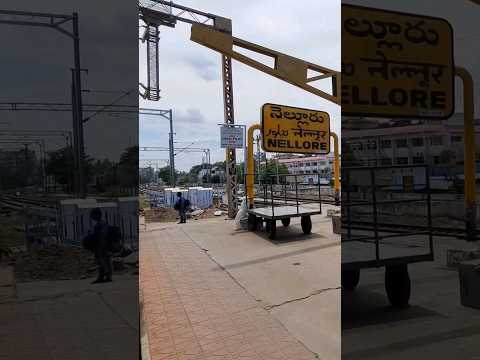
197;165;224;183
139;166;156;184
275;153;336;184
342;113;480;168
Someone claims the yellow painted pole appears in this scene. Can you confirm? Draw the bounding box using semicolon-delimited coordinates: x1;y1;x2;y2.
455;67;477;241
247;124;261;208
331;132;340;204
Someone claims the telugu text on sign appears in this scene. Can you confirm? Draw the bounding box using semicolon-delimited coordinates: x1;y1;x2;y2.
342;5;454;119
261;104;330;154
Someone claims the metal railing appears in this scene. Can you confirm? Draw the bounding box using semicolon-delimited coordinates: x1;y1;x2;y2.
246;173;326;217
342;164;434;269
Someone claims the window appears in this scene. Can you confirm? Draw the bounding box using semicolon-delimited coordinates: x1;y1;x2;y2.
380;139;391;149
411;138;424;147
430;136;443;146
381;158;392;165
451;135;462;143
412;155;424;164
433;156;440;164
396;157;409;165
305;162;310;166
351;142;363;151
311;162;317;167
395;139;408;148
305;170;310;174
367;141;377;150
313;169;318;173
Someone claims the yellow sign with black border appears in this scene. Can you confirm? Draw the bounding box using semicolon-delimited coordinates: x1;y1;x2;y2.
342;4;454;119
261;103;330;154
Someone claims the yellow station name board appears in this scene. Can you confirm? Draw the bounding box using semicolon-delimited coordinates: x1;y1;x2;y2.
261;103;330;154
342;5;454;119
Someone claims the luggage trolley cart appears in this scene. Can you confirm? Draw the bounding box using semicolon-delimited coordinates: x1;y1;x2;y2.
246;173;324;239
341;164;434;307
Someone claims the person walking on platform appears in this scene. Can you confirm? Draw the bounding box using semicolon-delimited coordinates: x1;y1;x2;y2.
174;192;190;224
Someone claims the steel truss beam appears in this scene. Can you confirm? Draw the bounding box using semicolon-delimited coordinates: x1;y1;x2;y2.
139;108;175;186
0;10;74;38
139;2;237;217
191;24;341;105
0;9;85;196
139;1;216;28
0;102;137;113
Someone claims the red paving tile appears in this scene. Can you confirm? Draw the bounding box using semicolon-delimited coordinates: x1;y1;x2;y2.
140;227;317;360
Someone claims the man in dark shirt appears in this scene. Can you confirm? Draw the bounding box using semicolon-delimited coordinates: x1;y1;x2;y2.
174;192;189;224
89;208;113;284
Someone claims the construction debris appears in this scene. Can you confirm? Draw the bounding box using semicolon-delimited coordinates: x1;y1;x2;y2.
13;244;96;281
144;206;222;223
12;244;136;282
327;209;340;217
189;209;205;217
144;207;178;223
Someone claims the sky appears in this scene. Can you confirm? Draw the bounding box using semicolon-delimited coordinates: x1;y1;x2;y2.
0;0;138;162
2;0;477;168
139;0;341;171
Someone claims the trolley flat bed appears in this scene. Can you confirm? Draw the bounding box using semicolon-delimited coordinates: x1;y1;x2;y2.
342;239;432;270
247;204;321;219
246;204;321;240
245;173;325;240
341;165;434;308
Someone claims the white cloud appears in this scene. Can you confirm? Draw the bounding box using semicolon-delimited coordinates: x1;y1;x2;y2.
139;0;341;171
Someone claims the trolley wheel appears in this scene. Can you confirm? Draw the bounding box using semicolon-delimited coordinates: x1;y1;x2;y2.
385;265;411;308
247;214;257;231
301;216;312;234
266;220;276;239
281;218;291;227
342;269;360;291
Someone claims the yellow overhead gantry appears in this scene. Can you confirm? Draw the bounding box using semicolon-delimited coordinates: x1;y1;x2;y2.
141;2;340;217
191;24;341;106
191;24;341;208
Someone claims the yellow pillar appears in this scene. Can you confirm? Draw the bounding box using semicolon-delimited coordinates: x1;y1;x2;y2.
455;67;477;241
247;124;261;208
331;132;340;203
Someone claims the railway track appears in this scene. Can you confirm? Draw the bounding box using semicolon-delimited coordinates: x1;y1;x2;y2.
342;220;475;239
0;195;57;212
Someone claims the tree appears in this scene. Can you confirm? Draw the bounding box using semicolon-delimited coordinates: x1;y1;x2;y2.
158;166;171;184
213;160;226;168
46;147;74;191
236;163;245;183
117;146;139;189
188;163;211;183
258;160;289;184
177;171;190;185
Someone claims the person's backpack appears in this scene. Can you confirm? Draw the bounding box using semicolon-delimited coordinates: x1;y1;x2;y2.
82;233;96;252
106;225;122;253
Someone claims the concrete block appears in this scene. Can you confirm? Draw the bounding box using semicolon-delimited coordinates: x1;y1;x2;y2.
332;215;341;234
446;249;480;268
458;259;480;309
